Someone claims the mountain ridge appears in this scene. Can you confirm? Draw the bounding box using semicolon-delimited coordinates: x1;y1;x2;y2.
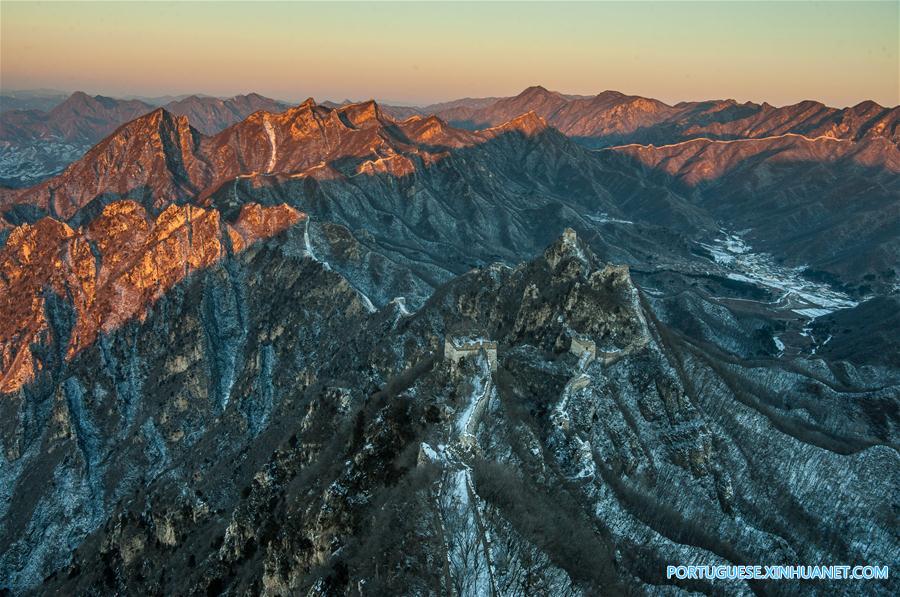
3;87;896;189
0;92;295;187
2;100;558;220
2;92;897;297
426;86;899;147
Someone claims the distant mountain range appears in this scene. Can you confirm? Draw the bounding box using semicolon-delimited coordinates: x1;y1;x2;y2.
2;89;896;290
2;86;896;187
0;90;292;142
415;85;899;147
0;92;156;144
0;89;71;113
0;92;292;186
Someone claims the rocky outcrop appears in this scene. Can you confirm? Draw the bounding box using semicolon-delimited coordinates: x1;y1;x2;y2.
7;108;213;220
0;200;303;393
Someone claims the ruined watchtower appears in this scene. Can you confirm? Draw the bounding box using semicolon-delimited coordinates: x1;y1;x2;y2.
444;337;498;373
569;334;596;364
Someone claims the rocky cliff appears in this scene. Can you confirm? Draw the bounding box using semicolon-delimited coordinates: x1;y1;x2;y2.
0;200;303;393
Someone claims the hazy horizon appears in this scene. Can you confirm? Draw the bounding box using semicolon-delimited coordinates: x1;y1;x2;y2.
2;1;897;108
3;84;898;111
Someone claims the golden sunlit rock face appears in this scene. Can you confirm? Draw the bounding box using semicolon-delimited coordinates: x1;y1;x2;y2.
613;134;900;185
0;200;304;393
3;98;554;219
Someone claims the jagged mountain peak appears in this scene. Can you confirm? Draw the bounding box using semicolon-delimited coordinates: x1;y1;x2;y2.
137;105;184;126
401;112;448;134
541;227;601;272
63;90;94;104
420;226;646;362
594;89;628;99
5;106;209;220
50;91;151;115
88;106;197;152
517;84;560;98
337;99;388;128
277;98;317;121
484;110;549;136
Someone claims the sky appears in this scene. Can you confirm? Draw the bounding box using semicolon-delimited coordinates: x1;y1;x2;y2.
1;1;898;108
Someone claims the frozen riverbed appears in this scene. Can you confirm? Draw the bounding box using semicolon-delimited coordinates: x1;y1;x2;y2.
699;231;859;319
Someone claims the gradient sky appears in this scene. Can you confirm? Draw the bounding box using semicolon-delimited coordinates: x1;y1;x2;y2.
2;1;897;107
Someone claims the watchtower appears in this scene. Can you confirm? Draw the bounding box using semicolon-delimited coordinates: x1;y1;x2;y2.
569;334;596;364
444;337;498;372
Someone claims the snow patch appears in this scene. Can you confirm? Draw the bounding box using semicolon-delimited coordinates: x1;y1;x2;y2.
456;353;492;439
262;115;277;173
587;212;634;225
700;231;858;319
358;291;377;314
773;335;785;357
392;296;411;316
